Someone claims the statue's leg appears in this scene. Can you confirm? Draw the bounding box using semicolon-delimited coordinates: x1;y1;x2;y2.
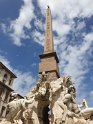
6;108;18;122
55;118;64;124
75;118;87;124
57;101;67;123
6;110;15;122
61;104;67;123
66;117;74;124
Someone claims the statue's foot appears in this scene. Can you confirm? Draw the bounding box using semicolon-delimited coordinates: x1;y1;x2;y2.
0;119;11;124
62;120;65;124
14;119;23;124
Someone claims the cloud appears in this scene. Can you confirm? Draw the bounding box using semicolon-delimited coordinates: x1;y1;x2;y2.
2;0;93;47
86;90;93;106
84;33;93;42
89;91;93;98
58;31;93;105
0;23;7;34
13;70;36;96
37;0;93;45
38;0;93;18
34;17;44;32
0;54;36;96
59;35;93;85
31;30;44;45
9;0;35;46
0;55;12;70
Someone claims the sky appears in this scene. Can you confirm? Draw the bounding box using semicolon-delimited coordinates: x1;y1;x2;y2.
0;0;93;106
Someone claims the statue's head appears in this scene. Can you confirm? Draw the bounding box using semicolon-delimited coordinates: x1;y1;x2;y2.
68;85;76;98
63;76;73;89
10;91;18;99
42;71;46;75
69;85;76;92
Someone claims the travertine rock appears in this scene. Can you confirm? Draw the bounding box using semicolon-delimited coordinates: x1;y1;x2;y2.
0;76;93;124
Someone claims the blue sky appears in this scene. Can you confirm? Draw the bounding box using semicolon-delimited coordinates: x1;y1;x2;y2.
0;0;93;107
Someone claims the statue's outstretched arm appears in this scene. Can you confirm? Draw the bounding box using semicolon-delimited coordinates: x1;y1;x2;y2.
25;96;35;104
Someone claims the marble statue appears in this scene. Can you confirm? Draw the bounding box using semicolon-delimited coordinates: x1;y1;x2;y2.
0;76;93;124
0;92;35;124
38;71;48;82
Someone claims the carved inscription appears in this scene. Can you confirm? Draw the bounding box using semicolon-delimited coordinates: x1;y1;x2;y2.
45;8;51;52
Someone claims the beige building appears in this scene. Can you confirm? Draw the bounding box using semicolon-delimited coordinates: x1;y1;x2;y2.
0;62;16;117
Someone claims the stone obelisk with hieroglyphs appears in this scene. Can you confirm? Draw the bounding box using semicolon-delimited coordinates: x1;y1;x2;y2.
44;6;54;53
39;6;60;81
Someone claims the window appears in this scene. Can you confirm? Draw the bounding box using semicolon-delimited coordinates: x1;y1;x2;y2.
9;79;12;86
0;69;2;74
0;87;3;97
0;106;6;117
0;66;2;71
0;69;2;77
3;74;8;83
0;85;4;99
4;91;9;103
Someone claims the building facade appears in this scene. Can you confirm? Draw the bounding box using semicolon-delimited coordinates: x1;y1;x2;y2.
0;62;16;117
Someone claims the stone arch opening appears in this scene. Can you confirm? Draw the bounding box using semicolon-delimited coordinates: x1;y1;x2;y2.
42;105;49;124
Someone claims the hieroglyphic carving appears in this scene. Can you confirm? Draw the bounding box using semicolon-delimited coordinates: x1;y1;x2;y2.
44;6;54;53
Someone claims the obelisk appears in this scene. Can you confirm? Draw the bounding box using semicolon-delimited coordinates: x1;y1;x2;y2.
44;6;54;53
39;6;60;81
